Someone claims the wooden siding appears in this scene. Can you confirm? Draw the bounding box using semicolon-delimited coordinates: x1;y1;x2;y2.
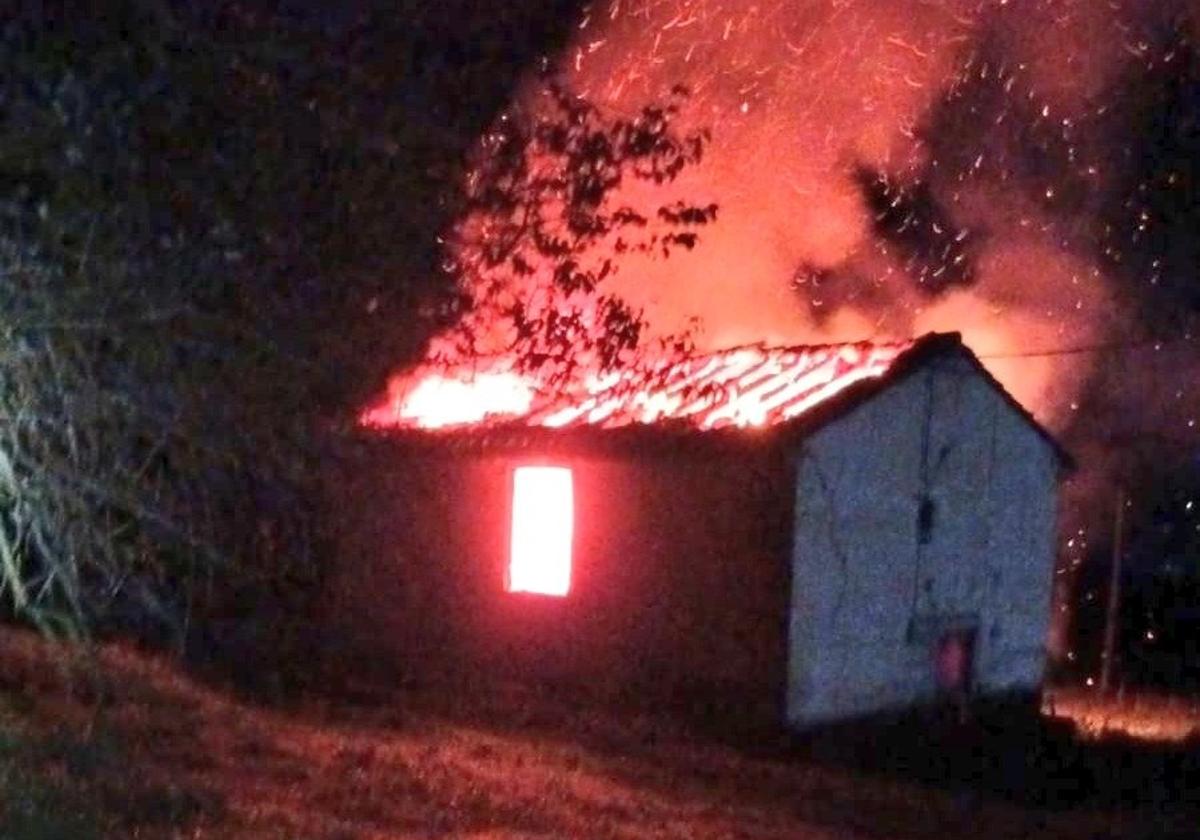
323;444;795;718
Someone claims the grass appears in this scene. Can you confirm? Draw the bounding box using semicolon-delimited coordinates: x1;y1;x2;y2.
0;732;103;840
1;626;1198;839
1044;685;1200;742
0;648;212;839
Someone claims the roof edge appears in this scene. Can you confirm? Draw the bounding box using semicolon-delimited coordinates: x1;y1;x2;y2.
365;331;1075;473
800;331;1075;473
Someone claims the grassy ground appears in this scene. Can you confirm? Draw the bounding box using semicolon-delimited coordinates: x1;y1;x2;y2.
1045;686;1200;742
1;628;1197;839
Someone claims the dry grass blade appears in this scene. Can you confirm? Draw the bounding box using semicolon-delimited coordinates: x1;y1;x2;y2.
0;235;315;647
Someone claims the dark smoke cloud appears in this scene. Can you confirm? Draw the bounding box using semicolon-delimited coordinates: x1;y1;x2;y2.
1096;16;1200;327
855;166;976;293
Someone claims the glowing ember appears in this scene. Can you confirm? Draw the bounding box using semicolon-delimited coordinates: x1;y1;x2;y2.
509;466;573;596
363;340;911;432
361;370;535;429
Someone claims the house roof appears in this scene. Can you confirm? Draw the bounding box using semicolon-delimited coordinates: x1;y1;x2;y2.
366;338;912;432
365;332;1073;468
524;339;911;431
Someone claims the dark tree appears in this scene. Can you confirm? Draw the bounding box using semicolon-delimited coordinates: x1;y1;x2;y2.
442;82;716;384
0;1;717;668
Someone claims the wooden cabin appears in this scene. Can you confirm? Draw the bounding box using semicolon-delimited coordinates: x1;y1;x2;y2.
326;332;1069;728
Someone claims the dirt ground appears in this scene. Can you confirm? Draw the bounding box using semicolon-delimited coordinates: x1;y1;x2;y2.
1;628;1197;839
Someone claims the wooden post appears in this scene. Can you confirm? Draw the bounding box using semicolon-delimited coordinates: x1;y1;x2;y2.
1100;486;1125;694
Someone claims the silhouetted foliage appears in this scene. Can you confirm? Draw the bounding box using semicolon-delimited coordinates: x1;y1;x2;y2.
0;3;331;643
0;1;714;661
443;82;715;383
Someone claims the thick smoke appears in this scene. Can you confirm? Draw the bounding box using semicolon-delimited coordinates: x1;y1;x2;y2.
534;0;1198;441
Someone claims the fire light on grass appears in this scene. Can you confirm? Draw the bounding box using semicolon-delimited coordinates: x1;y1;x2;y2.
1043;687;1200;743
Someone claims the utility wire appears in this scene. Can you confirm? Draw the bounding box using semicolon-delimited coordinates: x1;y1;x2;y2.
975;335;1195;360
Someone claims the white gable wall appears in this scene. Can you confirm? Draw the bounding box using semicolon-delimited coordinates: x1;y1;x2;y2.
786;354;1059;727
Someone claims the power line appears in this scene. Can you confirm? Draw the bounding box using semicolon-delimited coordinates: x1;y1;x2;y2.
976;335;1195;360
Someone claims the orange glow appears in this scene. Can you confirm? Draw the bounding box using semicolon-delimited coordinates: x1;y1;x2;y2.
1044;687;1200;743
509;466;573;596
363;340;909;432
360;370;535;429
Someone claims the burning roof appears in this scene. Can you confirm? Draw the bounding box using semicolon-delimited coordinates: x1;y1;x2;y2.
362;337;917;433
362;331;1072;465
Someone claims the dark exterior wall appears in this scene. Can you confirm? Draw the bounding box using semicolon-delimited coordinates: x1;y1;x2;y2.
323;442;795;716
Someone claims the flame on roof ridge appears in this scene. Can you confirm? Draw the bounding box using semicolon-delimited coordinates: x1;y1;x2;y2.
364;335;929;432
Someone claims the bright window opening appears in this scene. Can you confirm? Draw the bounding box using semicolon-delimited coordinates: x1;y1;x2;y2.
509;466;573;596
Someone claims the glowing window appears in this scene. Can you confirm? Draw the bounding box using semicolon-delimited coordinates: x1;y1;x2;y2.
508;466;573;596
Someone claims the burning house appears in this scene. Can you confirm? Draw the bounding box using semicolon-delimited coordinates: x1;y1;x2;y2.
329;332;1069;728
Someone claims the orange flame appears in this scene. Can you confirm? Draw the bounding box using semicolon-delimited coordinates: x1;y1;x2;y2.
362;340;909;432
361;370;536;429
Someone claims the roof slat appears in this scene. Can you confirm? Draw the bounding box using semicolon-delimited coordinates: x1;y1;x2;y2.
372;339;915;432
